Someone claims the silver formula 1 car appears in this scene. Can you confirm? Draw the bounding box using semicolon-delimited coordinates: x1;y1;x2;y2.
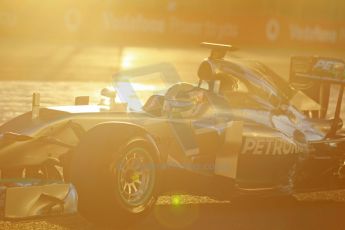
0;43;345;227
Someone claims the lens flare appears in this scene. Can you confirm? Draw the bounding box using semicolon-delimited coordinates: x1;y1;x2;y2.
171;195;182;206
154;195;200;229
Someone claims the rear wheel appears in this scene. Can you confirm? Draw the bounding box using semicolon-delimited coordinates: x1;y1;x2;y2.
70;126;159;228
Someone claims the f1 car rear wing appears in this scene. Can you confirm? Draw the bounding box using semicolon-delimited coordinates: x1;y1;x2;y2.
290;56;345;85
290;56;345;137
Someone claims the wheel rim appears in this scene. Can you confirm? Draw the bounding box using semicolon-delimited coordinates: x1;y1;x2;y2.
116;147;156;208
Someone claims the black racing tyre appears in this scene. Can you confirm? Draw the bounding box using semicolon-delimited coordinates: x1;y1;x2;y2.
70;125;160;228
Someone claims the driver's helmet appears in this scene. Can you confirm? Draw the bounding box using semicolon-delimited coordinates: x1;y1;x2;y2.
163;83;207;117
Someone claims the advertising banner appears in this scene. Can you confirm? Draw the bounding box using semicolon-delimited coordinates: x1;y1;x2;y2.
0;1;344;48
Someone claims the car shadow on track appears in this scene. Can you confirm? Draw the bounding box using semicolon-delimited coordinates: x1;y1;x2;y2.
43;198;345;230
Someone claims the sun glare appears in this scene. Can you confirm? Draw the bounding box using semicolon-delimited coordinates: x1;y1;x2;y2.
121;53;135;69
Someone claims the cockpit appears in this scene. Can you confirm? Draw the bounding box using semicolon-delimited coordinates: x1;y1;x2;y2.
142;57;278;117
116;42;292;118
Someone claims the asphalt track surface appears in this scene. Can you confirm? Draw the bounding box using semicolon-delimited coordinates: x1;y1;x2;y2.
1;44;345;229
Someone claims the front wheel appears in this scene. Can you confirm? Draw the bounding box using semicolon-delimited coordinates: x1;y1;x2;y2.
114;145;157;214
70;126;159;228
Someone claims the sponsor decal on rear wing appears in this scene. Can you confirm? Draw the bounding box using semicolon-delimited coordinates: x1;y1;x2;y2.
290;56;345;85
